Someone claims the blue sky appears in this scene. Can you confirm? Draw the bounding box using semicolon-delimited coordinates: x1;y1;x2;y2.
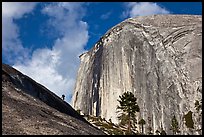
2;2;202;103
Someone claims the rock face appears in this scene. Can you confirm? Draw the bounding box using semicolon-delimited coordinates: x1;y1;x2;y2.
2;63;106;135
72;15;202;135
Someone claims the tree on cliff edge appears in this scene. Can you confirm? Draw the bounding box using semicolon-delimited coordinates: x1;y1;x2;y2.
116;91;140;134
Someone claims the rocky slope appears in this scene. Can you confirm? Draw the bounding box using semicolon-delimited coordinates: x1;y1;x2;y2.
2;63;106;135
72;15;202;135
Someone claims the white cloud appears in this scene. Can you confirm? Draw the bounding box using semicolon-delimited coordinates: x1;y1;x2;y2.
13;2;89;103
123;2;170;18
100;11;112;20
2;2;37;18
2;2;37;64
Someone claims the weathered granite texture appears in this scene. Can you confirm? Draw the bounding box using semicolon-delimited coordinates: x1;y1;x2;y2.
72;15;202;135
2;63;106;135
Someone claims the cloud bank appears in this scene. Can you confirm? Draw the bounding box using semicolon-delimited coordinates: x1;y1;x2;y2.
2;2;37;64
123;2;170;18
3;2;89;103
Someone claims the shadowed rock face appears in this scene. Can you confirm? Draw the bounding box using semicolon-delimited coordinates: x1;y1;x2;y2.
2;63;106;135
72;15;202;135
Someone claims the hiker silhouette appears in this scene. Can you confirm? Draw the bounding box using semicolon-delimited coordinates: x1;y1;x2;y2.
62;94;65;101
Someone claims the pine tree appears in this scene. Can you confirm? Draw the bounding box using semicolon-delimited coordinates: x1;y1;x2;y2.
170;115;180;135
138;118;146;134
116;91;140;134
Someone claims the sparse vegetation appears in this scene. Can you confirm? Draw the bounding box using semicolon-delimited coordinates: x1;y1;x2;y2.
195;100;202;112
82;114;127;135
155;129;160;135
156;123;167;135
184;111;194;129
160;129;167;135
78;95;202;135
76;109;81;115
147;117;153;135
170;115;180;135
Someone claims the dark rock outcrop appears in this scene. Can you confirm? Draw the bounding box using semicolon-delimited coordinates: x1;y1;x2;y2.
2;63;106;135
72;15;202;135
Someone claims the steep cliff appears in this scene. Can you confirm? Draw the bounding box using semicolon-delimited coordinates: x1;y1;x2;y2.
71;15;202;135
2;63;106;135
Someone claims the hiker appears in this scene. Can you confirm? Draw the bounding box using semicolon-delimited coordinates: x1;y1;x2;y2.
62;94;65;101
